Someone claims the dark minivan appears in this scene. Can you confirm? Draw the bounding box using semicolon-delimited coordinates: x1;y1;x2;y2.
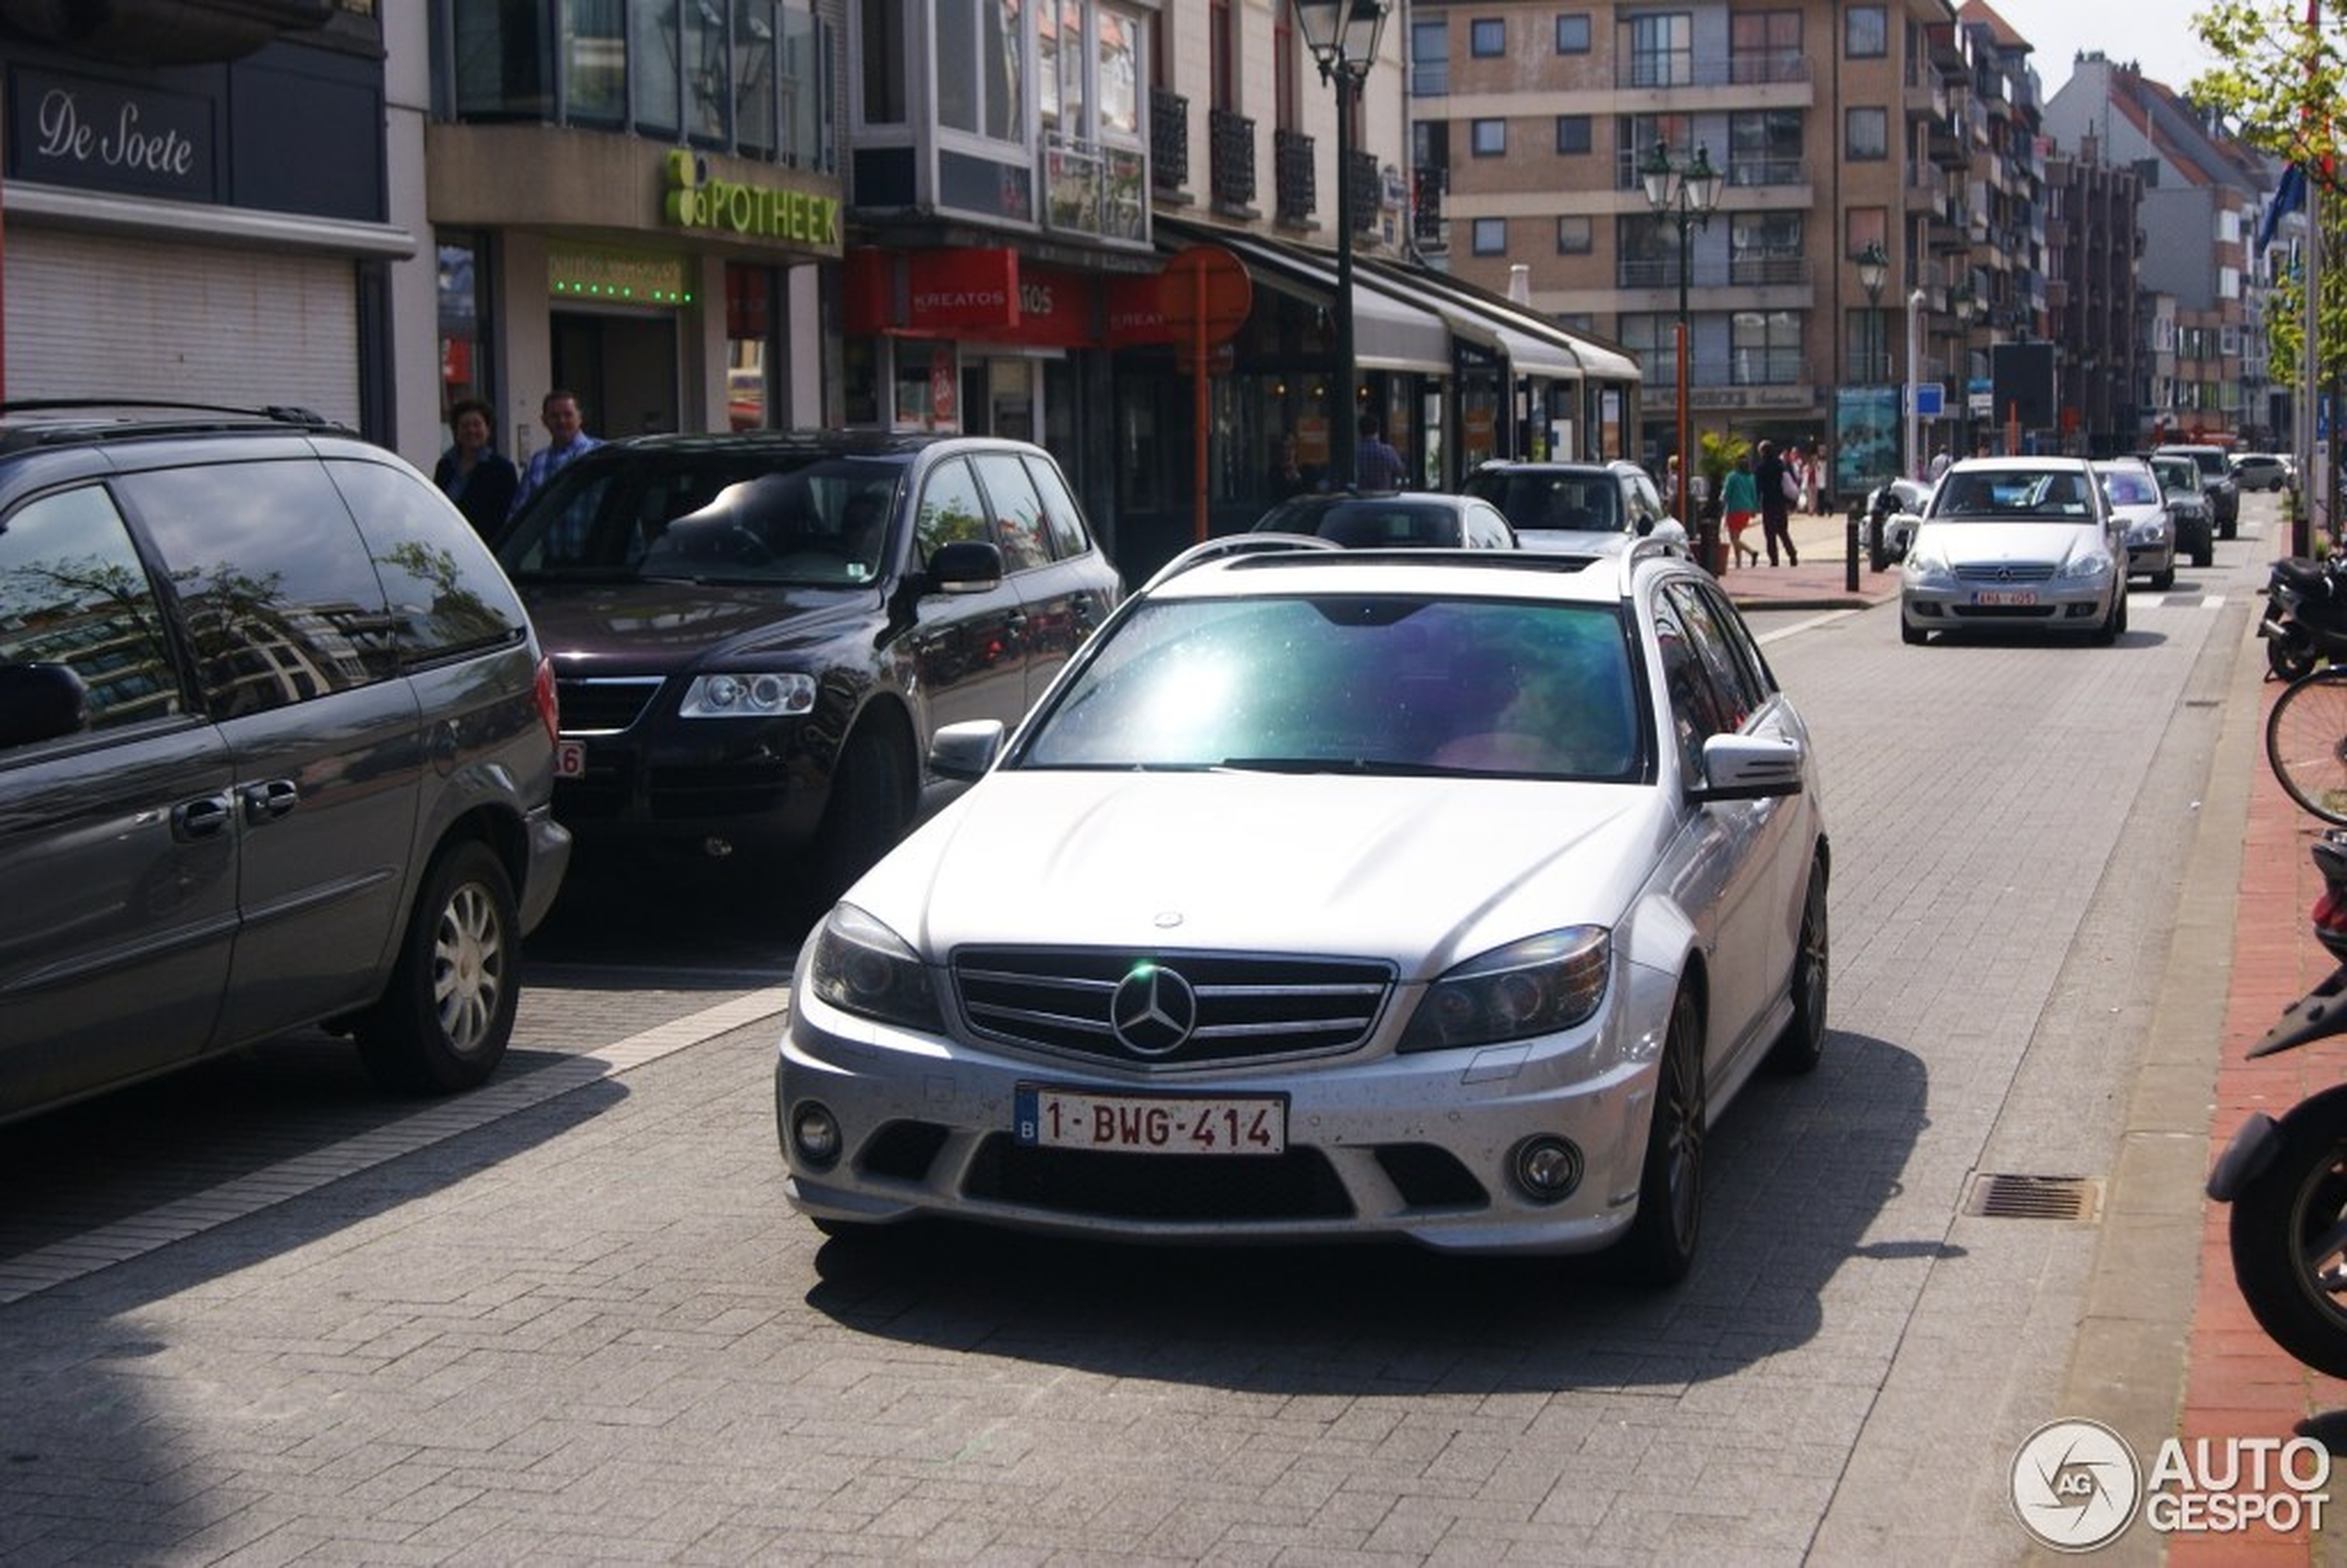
497;431;1123;893
0;403;570;1122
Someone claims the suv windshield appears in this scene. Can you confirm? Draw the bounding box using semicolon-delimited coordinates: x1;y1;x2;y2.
500;451;905;586
1017;594;1644;780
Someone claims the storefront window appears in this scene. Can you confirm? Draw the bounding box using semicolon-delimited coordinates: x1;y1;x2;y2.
894;340;959;431
437;232;495;429
725;265;775;430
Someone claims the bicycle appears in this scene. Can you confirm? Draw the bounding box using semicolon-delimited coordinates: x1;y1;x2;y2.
2268;666;2347;825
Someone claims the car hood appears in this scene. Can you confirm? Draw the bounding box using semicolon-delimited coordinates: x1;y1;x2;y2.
1915;519;2109;565
2109;502;2166;532
850;771;1666;980
1516;528;1637;556
518;578;876;674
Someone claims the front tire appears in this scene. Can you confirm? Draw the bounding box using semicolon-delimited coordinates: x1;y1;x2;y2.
2151;567;2176;591
2228;1087;2347;1378
357;840;518;1094
808;722;915;901
1617;988;1706;1286
2266;670;2347;826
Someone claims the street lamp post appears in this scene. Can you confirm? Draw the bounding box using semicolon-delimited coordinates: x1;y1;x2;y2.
1641;139;1722;565
1856;240;1889;489
1950;281;1976;458
1294;0;1392;492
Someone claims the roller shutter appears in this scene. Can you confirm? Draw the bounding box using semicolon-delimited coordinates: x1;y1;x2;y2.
6;230;358;423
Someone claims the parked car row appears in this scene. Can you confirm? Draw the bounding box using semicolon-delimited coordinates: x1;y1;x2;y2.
6;413;1831;1292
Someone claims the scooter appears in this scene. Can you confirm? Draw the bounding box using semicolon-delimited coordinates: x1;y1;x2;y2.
2207;829;2347;1377
2260;553;2347;681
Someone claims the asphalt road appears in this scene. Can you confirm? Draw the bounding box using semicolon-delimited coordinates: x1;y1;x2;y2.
0;499;2277;1565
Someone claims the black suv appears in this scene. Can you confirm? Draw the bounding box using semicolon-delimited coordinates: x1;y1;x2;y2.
497;432;1124;893
2153;444;2239;539
0;402;570;1122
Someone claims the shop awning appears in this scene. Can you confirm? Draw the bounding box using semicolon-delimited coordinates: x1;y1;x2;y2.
1165;224;1452;377
1357;257;1615;385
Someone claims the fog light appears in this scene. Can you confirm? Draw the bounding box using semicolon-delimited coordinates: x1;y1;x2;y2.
793;1102;843;1169
1511;1136;1583;1203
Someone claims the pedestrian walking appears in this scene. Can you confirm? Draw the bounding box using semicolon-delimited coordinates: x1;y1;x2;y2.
1721;453;1761;568
1755;439;1797;566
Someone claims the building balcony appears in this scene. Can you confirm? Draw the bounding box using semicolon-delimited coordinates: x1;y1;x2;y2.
1209;107;1256;214
1613;52;1812;90
1150;87;1188;195
1274;128;1315;225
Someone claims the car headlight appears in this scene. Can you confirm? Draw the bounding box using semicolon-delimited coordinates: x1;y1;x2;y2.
1903;542;1952;581
806;902;944;1031
679;671;817;719
2061;552;2113;580
1398;927;1610;1052
2127;520;2168;545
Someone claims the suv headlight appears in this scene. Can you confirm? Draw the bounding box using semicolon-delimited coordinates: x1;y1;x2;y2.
679;671;817;719
806;903;944;1031
1399;927;1610;1051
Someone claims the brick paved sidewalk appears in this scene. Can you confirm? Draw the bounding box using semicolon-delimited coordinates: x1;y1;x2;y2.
2176;669;2347;1566
1712;509;1903;612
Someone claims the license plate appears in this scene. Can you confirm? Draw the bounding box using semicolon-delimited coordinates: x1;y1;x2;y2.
1975;589;2037;607
1015;1084;1287;1155
554;739;587;779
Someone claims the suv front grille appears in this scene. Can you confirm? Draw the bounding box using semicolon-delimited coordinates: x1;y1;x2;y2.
954;948;1393;1068
559;675;664;735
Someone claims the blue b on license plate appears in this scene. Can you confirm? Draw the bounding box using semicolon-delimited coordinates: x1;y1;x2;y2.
1015;1084;1287;1155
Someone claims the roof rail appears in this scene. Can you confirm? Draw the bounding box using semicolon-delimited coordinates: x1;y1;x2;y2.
1139;532;1342;592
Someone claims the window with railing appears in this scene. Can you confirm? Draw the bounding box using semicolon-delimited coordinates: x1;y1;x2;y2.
1621;13;1692;89
1614;114;1693;190
1728;212;1804;286
1727;109;1802;187
1729;9;1801;88
1275;127;1316;223
437;0;833;171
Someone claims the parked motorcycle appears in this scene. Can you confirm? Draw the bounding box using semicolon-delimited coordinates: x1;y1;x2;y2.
2207;828;2347;1377
2260;553;2347;681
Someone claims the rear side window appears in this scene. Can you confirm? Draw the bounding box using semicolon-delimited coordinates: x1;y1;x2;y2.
117;459;395;717
327;458;527;664
1022;454;1094;560
968;452;1053;572
0;484;187;738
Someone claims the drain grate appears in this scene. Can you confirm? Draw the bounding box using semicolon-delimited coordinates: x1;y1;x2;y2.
1964;1173;2104;1222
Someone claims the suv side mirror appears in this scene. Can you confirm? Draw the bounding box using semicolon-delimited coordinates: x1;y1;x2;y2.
0;662;91;749
923;539;1005;594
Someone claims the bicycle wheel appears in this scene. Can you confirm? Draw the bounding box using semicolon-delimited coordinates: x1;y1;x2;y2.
2268;669;2347;825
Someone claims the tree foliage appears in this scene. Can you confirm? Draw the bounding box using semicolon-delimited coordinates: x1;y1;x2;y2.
2190;3;2347;386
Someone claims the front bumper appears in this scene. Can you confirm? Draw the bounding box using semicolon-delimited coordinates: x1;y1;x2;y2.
1900;575;2115;632
2125;541;2175;578
774;967;1678;1256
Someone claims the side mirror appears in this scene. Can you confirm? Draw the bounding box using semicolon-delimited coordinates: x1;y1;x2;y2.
929;719;1006;781
0;662;92;749
1691;731;1806;802
923;539;1005;595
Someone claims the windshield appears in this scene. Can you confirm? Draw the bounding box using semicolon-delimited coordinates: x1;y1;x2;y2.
1017;595;1646;781
2099;468;2159;506
498;450;904;586
1463;471;1624;533
2152;460;2198;495
1931;468;2098;520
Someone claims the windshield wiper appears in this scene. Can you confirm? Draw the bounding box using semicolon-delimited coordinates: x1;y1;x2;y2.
1216;756;1450;776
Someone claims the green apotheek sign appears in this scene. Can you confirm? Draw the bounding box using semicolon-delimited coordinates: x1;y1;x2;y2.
664;151;840;248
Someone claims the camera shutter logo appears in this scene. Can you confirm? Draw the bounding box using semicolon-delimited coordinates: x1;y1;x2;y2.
2011;1419;2140;1552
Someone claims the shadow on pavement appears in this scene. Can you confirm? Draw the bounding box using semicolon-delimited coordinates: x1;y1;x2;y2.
802;1030;1935;1392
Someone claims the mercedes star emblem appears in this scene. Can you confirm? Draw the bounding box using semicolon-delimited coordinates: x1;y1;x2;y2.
1110;963;1198;1056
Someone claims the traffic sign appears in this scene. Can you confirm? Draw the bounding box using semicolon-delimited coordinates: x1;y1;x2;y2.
1158;246;1252;346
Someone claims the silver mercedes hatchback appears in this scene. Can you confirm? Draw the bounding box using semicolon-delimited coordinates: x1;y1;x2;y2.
776;539;1830;1283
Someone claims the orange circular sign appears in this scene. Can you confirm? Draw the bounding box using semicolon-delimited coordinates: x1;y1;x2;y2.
1158;245;1253;346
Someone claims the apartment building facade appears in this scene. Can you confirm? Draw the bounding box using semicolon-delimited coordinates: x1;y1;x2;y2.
1411;0;2060;496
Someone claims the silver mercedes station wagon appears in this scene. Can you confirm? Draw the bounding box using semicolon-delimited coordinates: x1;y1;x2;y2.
776;538;1830;1283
